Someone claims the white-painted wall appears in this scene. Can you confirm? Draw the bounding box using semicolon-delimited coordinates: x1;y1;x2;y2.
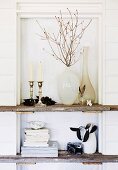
0;1;16;106
0;164;16;170
19;163;100;170
105;0;118;104
100;0;118;156
0;0;17;169
0;0;118;170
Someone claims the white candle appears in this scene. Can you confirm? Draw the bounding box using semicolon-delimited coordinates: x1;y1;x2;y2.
39;62;43;81
29;63;33;81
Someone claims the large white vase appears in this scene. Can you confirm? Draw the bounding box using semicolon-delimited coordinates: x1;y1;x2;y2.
58;67;80;105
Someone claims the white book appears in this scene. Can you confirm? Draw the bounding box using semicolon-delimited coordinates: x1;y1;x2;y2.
23;141;58;148
21;141;58;157
25;128;49;134
22;150;58;153
25;139;49;143
21;153;58;157
25;133;50;137
25;135;50;141
25;132;49;136
21;147;58;152
22;147;58;151
21;150;58;154
23;142;49;147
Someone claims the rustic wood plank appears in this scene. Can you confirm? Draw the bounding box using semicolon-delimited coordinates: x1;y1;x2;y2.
0;104;110;112
1;104;118;112
0;151;118;163
110;105;118;111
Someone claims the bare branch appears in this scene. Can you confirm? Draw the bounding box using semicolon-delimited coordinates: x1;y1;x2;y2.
37;10;92;67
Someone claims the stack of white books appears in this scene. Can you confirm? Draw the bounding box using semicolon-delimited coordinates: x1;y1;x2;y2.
23;128;50;147
21;141;58;157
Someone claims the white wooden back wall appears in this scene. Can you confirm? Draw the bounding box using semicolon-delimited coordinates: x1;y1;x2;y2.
101;0;118;157
0;0;17;169
0;0;118;170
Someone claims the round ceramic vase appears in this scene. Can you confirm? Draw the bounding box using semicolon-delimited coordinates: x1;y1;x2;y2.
58;67;80;105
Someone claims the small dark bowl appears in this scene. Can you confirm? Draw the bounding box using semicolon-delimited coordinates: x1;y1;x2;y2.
23;99;35;106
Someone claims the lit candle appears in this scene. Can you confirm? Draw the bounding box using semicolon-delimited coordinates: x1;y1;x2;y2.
29;63;33;81
39;62;43;81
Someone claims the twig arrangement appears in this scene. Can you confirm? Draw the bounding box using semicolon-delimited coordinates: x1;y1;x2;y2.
37;9;92;67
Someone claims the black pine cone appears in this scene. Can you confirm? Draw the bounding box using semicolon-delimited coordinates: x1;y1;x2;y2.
41;96;56;106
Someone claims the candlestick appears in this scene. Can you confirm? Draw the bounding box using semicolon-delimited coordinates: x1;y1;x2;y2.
36;81;43;105
39;62;43;81
29;81;34;99
29;63;33;81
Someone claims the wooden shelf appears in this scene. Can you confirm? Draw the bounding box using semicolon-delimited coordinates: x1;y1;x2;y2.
0;104;112;112
0;151;118;164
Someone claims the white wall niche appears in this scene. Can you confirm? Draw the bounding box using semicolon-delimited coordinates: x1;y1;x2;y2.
17;1;103;152
20;15;100;151
20;16;99;104
17;2;104;104
16;2;104;170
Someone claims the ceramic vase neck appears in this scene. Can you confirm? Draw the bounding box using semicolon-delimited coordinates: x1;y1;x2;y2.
82;47;89;79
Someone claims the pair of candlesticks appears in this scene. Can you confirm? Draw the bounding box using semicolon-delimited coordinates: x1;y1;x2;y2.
29;81;43;105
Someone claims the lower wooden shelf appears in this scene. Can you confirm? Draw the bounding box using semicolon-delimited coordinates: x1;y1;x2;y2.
0;151;118;164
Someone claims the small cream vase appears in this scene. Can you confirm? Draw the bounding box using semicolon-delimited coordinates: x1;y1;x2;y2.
79;47;96;104
83;132;97;154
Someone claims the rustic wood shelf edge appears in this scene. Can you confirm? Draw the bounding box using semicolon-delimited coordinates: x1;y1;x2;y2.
0;151;118;163
0;104;115;112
